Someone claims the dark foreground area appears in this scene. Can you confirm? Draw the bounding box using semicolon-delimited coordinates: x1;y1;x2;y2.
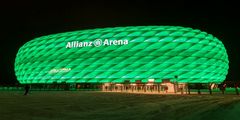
0;91;239;120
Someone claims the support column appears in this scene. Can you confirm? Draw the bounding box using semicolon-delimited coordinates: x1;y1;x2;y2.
208;83;212;95
188;83;191;94
144;84;146;92
197;83;201;95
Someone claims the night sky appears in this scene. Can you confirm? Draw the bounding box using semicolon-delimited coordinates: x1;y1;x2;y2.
0;0;239;85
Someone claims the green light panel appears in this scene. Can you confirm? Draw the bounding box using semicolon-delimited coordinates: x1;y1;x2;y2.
14;26;229;84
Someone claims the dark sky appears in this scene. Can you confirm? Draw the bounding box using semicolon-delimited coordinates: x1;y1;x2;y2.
0;0;239;85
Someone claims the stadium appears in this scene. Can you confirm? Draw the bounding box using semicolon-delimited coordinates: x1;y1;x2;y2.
14;26;229;93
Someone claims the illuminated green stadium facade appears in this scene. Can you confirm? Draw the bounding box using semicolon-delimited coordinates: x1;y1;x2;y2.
15;26;229;85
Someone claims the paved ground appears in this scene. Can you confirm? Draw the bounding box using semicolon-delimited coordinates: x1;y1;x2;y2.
0;91;239;120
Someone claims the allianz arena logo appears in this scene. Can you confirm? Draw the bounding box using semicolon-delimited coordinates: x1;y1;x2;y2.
66;39;129;48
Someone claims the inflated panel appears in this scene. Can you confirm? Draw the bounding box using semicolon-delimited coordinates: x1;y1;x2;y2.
15;26;229;84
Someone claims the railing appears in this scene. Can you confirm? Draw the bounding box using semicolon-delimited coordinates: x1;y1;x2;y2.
0;87;238;95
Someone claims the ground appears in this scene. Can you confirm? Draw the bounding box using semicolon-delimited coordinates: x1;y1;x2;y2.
0;91;240;120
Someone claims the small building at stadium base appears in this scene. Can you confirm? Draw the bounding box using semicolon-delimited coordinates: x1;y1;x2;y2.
14;26;229;93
